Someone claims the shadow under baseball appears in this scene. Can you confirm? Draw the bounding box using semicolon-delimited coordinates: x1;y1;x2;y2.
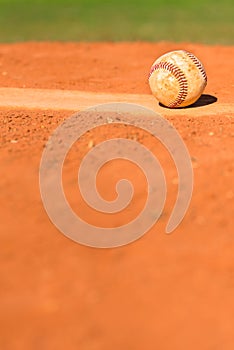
159;94;218;109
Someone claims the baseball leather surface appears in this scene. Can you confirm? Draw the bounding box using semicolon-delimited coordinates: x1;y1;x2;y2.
148;50;207;108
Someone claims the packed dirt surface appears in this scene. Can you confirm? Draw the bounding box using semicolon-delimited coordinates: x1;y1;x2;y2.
0;42;234;350
0;42;233;101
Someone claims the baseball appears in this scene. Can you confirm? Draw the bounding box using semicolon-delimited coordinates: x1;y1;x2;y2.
148;50;207;108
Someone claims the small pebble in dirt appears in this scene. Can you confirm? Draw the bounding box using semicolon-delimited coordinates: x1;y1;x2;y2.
88;140;94;149
191;156;199;168
10;139;18;144
106;117;113;123
209;132;214;136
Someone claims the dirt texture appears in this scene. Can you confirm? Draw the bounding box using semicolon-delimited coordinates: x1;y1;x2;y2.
0;42;234;350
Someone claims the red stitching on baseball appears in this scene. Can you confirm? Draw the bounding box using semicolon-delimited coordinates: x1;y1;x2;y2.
183;51;207;82
149;62;188;108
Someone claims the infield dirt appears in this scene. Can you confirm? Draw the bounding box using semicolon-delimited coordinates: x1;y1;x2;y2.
0;42;234;350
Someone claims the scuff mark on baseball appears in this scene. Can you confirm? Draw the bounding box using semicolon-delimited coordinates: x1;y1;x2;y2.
148;50;207;108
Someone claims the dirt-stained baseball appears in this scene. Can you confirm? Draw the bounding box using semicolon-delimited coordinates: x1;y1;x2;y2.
148;50;207;108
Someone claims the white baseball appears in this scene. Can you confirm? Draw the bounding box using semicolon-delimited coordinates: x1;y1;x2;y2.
148;50;207;108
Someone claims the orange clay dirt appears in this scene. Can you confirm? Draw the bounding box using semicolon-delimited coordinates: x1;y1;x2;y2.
0;42;234;350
